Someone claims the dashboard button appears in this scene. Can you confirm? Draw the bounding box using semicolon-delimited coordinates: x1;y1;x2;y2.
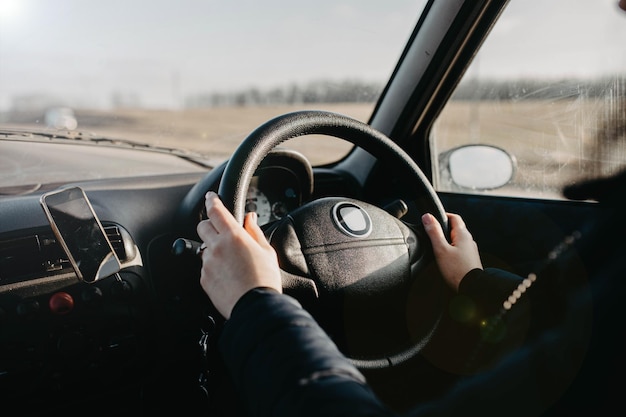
49;291;74;315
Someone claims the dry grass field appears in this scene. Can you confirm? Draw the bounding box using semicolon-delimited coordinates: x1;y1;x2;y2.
73;103;373;165
7;99;622;198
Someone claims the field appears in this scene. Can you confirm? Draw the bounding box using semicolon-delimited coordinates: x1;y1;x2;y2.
8;99;624;199
72;103;373;165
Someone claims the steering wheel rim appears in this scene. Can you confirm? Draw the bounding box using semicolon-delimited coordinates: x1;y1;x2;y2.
218;110;449;369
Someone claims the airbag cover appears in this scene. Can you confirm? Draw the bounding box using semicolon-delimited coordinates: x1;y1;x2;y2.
270;197;416;297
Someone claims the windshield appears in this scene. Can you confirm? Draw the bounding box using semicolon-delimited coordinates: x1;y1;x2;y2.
0;0;424;169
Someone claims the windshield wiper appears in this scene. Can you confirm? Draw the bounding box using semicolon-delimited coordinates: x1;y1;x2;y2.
0;128;217;169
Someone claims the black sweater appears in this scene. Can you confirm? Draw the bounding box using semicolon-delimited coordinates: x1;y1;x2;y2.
214;171;626;416
219;267;535;417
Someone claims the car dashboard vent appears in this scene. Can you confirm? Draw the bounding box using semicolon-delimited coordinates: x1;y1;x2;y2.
104;224;127;261
0;223;136;288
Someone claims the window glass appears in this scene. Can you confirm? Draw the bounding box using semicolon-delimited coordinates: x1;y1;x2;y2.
431;0;626;199
0;0;425;169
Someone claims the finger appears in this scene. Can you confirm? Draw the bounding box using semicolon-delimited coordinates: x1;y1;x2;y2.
197;218;218;241
422;213;448;252
446;213;472;244
243;212;267;245
204;191;239;233
446;213;466;230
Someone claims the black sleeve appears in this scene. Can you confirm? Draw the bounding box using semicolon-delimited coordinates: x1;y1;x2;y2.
420;267;531;376
219;287;396;417
458;267;527;316
217;270;528;417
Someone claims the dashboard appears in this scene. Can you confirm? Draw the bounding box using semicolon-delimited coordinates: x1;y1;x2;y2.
240;148;314;226
247;167;307;226
0;146;326;413
199;148;315;227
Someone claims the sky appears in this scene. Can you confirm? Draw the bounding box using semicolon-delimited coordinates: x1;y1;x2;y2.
0;0;624;111
476;0;626;80
0;0;425;110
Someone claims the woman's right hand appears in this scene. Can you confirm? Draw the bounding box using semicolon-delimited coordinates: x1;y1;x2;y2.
196;192;282;319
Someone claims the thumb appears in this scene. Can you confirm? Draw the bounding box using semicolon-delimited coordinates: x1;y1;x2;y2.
243;212;267;245
422;213;449;252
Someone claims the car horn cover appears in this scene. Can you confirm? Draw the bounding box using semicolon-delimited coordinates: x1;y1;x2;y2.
332;202;372;238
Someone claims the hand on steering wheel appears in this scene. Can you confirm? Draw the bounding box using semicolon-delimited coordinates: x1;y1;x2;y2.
216;110;449;369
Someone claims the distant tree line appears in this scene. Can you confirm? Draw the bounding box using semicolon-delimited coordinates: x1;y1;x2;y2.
184;76;624;108
185;79;384;108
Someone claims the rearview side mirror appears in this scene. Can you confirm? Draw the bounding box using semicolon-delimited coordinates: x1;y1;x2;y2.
438;144;516;190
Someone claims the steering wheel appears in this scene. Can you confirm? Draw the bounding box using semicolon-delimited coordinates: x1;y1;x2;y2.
218;110;449;370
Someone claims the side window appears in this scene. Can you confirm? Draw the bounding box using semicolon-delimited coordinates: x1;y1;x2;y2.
431;0;626;200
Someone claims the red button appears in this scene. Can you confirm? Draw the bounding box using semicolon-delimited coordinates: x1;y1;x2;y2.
49;292;74;315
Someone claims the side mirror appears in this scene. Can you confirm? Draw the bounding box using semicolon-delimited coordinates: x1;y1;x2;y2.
439;145;516;190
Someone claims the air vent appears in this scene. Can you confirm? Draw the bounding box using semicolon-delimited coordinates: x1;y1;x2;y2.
0;223;136;287
103;224;134;263
0;231;70;286
104;225;125;261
